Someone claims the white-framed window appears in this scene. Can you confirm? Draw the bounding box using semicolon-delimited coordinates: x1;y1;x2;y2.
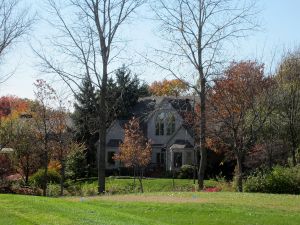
155;112;165;135
155;111;176;136
166;112;176;135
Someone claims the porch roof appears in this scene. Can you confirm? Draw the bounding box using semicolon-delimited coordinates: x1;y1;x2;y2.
170;139;193;149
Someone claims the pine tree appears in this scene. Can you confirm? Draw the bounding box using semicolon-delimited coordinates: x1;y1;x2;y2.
110;65;150;119
72;67;149;177
72;76;99;176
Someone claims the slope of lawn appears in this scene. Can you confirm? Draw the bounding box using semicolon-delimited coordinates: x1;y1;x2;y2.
1;192;300;225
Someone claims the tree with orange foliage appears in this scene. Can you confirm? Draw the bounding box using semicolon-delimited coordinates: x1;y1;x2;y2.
0;96;30;118
0;96;40;184
210;61;275;192
0;96;31;148
149;79;188;97
114;117;152;192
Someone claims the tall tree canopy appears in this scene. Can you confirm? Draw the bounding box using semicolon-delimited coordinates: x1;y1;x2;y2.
35;0;146;194
107;66;150;119
72;75;99;176
72;66;149;175
275;50;300;166
151;0;259;189
210;61;274;191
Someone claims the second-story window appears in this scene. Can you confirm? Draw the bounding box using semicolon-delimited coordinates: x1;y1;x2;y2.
166;112;176;135
155;112;165;135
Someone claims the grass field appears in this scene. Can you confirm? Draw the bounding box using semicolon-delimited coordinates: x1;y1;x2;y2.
65;178;226;196
1;192;299;225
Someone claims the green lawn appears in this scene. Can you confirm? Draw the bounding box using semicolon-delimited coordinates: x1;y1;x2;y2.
106;178;219;191
68;178;224;196
1;192;299;225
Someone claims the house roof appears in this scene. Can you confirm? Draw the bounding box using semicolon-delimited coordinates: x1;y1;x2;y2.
109;96;197;141
117;120;128;129
131;96;196;119
170;139;193;149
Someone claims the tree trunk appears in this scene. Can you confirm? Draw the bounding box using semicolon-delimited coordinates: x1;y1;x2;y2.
291;142;297;166
42;162;48;196
267;147;273;170
97;128;106;194
138;169;144;193
198;76;207;190
97;60;108;194
236;154;243;192
42;143;48;196
25;153;29;185
133;167;136;188
60;159;65;196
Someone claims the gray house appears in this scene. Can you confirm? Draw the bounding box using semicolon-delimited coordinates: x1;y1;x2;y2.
105;96;197;172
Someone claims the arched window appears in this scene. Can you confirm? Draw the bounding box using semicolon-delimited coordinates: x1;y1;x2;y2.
166;112;175;135
155;112;165;135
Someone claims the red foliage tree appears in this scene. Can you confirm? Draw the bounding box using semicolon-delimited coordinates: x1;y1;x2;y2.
209;61;275;191
0;96;29;119
114;117;152;192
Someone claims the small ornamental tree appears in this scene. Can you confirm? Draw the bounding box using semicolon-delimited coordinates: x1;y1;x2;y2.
114;117;152;193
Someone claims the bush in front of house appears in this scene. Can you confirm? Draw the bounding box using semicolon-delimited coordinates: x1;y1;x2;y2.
65;149;87;181
244;165;300;194
29;169;61;188
177;165;196;179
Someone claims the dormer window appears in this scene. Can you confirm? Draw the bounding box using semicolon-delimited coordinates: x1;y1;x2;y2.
155;112;165;135
166;112;175;135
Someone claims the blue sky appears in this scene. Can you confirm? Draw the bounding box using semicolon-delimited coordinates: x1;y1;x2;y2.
0;0;300;100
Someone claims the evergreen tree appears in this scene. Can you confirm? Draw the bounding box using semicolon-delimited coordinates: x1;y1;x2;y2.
109;65;150;119
72;76;99;176
72;67;150;176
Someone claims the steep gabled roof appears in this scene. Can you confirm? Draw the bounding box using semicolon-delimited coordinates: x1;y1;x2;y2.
131;96;196;120
108;96;197;142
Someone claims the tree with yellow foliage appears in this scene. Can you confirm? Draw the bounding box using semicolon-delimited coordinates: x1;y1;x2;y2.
149;79;188;97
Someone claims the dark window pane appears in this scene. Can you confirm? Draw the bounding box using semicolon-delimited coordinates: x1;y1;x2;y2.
156;153;161;164
155;122;160;135
161;152;165;165
166;113;175;135
107;152;115;165
173;152;182;168
160;123;164;135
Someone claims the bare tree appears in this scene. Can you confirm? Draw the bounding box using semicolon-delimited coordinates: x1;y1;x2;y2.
0;0;33;84
33;79;57;196
151;0;259;189
35;0;146;194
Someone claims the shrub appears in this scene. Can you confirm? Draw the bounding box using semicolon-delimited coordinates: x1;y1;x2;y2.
30;169;61;188
81;182;98;196
244;166;300;194
65;146;87;181
178;165;196;179
47;183;61;197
